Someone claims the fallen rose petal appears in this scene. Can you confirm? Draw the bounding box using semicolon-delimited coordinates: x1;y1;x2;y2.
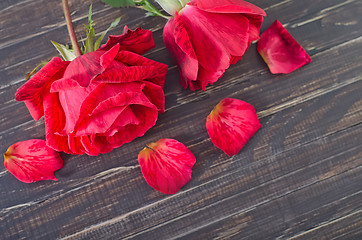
4;139;63;183
206;98;261;156
257;20;312;74
138;138;196;194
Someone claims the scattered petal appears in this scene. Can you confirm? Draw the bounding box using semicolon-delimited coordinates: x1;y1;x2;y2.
4;139;63;183
138;139;196;194
206;98;261;156
257;20;312;74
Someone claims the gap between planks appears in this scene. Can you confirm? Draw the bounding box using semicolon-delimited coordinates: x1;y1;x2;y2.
288;208;362;239
59;122;362;239
0;165;139;216
61;161;362;239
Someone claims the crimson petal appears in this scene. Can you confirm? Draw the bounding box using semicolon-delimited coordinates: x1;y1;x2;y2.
138;139;196;194
15;57;69;120
93;65;159;84
106;105;159;146
206;98;261;156
257;20;312;74
190;0;266;15
163;15;199;89
4;139;63;183
179;6;231;76
99;26;155;55
43;93;72;154
115;51;168;88
184;7;250;58
74;91;157;136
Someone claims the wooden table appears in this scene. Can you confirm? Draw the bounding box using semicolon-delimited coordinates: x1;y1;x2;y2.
1;0;361;239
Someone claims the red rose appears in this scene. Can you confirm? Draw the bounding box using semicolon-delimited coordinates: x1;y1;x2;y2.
163;0;266;91
15;27;168;156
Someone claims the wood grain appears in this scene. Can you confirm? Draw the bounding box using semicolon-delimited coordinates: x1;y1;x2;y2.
0;0;361;239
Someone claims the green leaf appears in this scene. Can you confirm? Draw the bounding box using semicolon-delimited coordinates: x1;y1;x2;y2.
51;41;77;61
88;4;93;25
94;16;121;50
102;0;135;8
83;5;95;53
26;61;49;81
85;27;95;53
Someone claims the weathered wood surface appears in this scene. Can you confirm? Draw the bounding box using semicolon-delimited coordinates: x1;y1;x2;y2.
1;0;362;239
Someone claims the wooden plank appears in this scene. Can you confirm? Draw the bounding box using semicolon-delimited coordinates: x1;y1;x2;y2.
2;9;362;153
1;0;362;239
1;78;361;239
290;209;362;240
174;173;362;240
1;0;361;88
1;37;362;210
55;125;362;239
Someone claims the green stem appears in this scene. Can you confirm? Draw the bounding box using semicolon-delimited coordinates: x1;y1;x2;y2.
62;0;82;57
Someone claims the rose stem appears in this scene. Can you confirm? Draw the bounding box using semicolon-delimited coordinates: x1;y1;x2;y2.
62;0;82;57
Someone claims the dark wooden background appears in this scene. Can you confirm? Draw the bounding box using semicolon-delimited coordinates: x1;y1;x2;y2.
1;0;362;239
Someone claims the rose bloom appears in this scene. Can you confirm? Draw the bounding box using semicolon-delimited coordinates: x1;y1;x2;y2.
162;0;266;90
15;27;168;156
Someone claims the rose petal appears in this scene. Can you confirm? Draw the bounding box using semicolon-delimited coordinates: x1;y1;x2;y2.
15;57;69;120
138;138;196;194
106;105;159;146
206;98;261;156
43;93;72;154
189;0;266;15
163;15;199;88
100;44;120;70
57;82;100;134
4;139;63;183
142;81;165;113
99;26;155;55
245;14;264;44
197;65;226;91
69;83;144;135
183;6;250;58
62;51;104;87
107;106;140;131
93;65;160;84
91;90;158;116
75;107;126;136
115;51;168;88
80;135;107;156
179;6;231;76
74;90;158;136
257;20;312;74
50;78;82;93
68;134;86;155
